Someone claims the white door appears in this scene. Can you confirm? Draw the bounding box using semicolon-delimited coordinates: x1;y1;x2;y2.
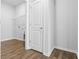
29;0;43;52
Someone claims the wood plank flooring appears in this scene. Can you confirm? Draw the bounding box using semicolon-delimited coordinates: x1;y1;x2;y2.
1;40;48;59
1;39;77;59
49;48;77;59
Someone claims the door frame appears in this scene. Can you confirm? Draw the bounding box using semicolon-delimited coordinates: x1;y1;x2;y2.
25;0;44;51
25;0;53;56
25;0;30;49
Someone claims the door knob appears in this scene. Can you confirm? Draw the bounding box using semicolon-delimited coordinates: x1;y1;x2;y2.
40;27;43;29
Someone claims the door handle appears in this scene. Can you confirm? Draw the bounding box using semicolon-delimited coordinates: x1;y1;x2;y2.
40;27;43;29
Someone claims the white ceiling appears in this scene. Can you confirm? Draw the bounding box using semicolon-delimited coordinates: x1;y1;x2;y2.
2;0;26;6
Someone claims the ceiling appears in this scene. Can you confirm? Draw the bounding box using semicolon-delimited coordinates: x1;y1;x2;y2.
2;0;26;6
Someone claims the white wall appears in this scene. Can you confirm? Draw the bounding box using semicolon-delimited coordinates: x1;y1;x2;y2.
14;15;26;40
1;2;16;41
16;3;26;17
14;3;26;41
55;0;78;52
1;2;26;41
47;0;55;55
49;0;55;51
42;0;55;56
0;0;1;41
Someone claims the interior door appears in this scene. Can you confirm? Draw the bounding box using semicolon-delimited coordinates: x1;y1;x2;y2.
29;0;43;52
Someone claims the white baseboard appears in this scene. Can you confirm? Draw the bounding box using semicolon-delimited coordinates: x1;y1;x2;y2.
1;37;24;42
43;48;54;57
43;52;50;57
1;38;13;42
55;46;78;54
43;46;78;57
12;37;24;41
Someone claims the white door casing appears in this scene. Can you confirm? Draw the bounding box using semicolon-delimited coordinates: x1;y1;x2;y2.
25;0;53;56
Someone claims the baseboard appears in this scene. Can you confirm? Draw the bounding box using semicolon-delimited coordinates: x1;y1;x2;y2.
12;37;24;41
1;38;13;42
43;48;54;57
43;46;78;57
55;46;78;55
1;37;24;42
